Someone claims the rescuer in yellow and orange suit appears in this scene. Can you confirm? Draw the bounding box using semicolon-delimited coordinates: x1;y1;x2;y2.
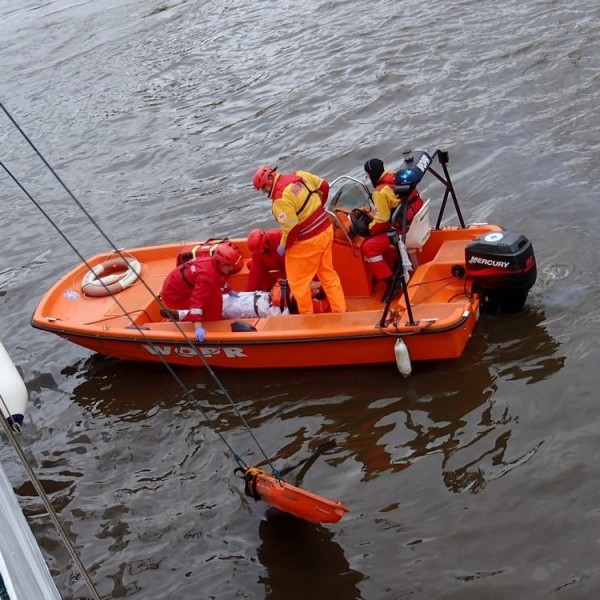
252;166;346;314
362;158;423;301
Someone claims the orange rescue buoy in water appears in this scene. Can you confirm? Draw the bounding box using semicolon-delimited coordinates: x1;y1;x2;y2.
243;467;349;524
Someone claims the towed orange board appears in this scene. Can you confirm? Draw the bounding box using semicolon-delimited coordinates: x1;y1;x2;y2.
244;467;349;524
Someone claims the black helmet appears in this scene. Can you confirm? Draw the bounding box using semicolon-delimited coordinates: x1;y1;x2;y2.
364;158;385;186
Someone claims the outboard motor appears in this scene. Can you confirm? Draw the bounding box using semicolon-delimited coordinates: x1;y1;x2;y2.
465;231;537;313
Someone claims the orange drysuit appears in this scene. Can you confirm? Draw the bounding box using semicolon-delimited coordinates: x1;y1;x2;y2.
245;228;286;291
161;256;227;322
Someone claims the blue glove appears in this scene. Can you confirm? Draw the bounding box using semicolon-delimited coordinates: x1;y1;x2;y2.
277;245;285;257
227;290;240;297
195;324;206;343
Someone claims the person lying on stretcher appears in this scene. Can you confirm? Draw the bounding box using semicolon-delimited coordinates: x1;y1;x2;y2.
161;279;330;321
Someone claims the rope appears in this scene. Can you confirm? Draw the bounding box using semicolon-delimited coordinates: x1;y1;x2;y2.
0;409;101;600
0;99;274;473
0;155;267;472
0;99;283;595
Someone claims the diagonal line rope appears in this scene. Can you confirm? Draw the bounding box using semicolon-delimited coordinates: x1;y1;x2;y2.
0;155;272;471
0;99;275;474
0;100;286;594
0;409;101;600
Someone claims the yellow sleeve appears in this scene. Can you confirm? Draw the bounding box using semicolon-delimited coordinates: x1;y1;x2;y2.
370;186;399;227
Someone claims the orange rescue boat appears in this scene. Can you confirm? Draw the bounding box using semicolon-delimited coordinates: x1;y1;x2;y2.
31;149;537;371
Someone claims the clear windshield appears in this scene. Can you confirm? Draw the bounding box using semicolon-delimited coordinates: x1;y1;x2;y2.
327;176;373;212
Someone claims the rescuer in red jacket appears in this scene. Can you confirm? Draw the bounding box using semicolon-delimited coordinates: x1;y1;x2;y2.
252;165;346;314
160;241;243;342
245;228;286;291
361;158;423;302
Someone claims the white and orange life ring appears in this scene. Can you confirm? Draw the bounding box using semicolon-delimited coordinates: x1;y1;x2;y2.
81;257;142;297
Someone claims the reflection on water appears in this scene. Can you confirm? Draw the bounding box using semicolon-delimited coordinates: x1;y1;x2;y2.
22;258;566;599
415;307;563;494
479;305;566;384
1;0;596;595
65;357;195;422
24;306;562;597
258;510;363;600
67;307;564;498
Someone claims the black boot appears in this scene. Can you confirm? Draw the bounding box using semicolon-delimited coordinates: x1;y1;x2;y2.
160;308;179;320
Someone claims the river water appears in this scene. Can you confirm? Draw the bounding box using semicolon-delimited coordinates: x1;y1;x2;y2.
1;0;599;598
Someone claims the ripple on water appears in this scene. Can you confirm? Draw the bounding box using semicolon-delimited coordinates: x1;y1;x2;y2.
1;0;600;598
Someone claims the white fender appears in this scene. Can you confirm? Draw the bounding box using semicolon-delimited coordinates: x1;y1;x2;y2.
394;338;412;377
0;342;28;431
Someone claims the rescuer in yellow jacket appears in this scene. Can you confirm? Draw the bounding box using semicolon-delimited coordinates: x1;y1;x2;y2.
252;165;346;314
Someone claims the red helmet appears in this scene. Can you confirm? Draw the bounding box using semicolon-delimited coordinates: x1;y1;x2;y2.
252;165;276;192
212;241;243;274
247;228;266;253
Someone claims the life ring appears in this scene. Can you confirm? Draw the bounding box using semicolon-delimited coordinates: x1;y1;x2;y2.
81;257;142;297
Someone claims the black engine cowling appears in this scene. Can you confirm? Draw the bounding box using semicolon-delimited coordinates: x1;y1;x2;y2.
465;231;537;313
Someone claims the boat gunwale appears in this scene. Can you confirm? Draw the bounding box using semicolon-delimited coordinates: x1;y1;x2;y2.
30;311;472;345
